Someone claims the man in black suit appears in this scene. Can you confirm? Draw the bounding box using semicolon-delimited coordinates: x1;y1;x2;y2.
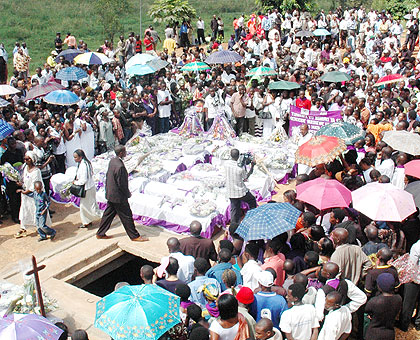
96;145;149;242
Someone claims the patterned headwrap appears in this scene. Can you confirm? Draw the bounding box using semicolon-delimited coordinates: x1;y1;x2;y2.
197;283;219;302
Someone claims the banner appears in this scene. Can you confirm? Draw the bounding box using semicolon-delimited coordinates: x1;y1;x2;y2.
289;105;342;136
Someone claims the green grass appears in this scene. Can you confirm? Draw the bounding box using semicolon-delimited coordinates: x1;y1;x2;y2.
0;0;258;75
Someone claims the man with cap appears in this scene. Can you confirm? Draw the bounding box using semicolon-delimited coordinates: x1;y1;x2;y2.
254;318;282;340
236;286;257;339
250;271;288;329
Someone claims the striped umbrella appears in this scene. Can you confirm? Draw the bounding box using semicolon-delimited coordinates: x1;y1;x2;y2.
54;48;82;62
315;121;365;145
181;61;210;72
44;90;79;106
246;66;277;77
25;82;65;101
0;119;15;140
205;50;243;64
73;52;112;65
295;135;347;166
56;67;87;81
0;85;20;96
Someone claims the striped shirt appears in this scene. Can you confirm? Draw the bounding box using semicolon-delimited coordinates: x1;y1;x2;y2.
224;160;248;198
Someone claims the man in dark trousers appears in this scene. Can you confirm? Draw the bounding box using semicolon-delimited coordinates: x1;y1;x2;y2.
96;145;149;242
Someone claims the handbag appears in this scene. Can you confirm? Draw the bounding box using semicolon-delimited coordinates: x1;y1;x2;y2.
70;163;86;198
259;110;272;119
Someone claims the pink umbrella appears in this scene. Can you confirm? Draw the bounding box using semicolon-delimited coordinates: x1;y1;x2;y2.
296;177;352;210
405;160;420;179
352;183;416;222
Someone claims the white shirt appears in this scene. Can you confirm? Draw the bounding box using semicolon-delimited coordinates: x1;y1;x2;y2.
392;167;405;189
280;304;319;340
162;252;195;283
318;306;352;340
157;89;172;118
204;93;224;119
197;20;204;30
376;158;395;179
240;259;262;291
209;320;239;340
410;239;420;266
74;159;95;190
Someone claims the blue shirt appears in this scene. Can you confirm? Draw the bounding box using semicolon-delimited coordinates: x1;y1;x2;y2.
188;276;221;308
251;291;288;329
206;262;243;291
180;24;188;34
28;191;50;215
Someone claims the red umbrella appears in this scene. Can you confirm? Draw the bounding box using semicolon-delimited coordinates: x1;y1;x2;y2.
296;177;352;210
25;82;65;101
295;135;346;167
374;74;405;86
405;160;420;179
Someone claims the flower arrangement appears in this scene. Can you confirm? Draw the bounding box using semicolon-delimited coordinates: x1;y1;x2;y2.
0;162;22;183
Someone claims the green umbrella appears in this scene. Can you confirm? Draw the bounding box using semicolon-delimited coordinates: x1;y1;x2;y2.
181;61;210;72
315;121;366;145
320;71;351;83
246;66;277;77
268;80;301;91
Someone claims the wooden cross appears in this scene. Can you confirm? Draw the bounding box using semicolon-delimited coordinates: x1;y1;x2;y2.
26;255;46;317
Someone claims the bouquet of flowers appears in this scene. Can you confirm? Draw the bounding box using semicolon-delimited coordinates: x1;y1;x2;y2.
190;199;217;217
0;162;22;183
205;114;236;140
59;181;73;199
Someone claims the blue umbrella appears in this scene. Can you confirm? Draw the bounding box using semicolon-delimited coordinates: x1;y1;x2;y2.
95;285;181;340
313;28;331;36
56;67;87;81
236;202;301;241
54;49;82;62
205;50;243;64
44;90;79;106
0;119;15;140
315;121;365;145
126;64;156;76
125;53;156;69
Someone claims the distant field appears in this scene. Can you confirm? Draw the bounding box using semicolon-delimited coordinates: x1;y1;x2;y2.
0;0;258;75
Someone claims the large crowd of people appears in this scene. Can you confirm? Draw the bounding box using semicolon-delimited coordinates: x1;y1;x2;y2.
0;4;420;340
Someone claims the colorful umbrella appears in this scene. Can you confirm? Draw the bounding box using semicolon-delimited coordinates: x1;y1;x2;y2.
313;28;331;36
382;130;420;155
95;284;181;340
320;71;351;83
0;313;63;340
295;135;347;166
181;61;210;72
25;82;65;101
236;202;301;241
0;98;11;108
54;48;82;62
405;160;420;179
295;30;314;37
73;52;112;65
205;50;243;64
0;119;16;140
374;74;405;87
268;80;301;91
246;66;277;77
315;121;365;145
0;85;20;96
44;90;79;106
56;67;87;81
405;181;420;209
125;53;156;69
296;177;352;210
352;183;416;222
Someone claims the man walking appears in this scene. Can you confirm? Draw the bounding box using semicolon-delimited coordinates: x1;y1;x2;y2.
96;146;149;242
197;17;205;45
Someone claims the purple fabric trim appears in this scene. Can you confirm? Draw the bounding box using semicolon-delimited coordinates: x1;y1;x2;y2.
175;163;187;173
277;164;297;184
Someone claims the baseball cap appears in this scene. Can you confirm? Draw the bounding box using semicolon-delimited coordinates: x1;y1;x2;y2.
236;286;255;304
257;271;274;287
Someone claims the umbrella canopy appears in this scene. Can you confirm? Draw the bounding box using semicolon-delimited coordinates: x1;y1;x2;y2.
0;313;63;340
268;80;301;91
382;130;420;155
320;71;351;83
295;135;347;167
405;181;420;210
126;64;157;76
0;85;20;96
0;98;11;108
246;66;277;77
125;54;156;69
405;160;420;179
374;74;404;87
313;28;331;36
146;58;169;71
95;284;181;340
0;119;16;140
54;48;82;62
44;90;79;106
352;183;416;222
296;177;352;210
25;82;65;101
295;30;314;37
181;61;210;72
56;67;88;81
205;50;243;64
315;121;365;145
236;203;301;241
74;52;112;65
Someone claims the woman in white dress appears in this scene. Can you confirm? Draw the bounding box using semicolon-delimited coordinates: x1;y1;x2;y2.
261;89;276;138
73;149;101;228
15;151;52;238
64;111;82;168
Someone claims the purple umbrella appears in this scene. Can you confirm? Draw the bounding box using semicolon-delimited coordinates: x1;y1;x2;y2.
25;82;65;101
0;313;63;340
205;50;243;64
54;48;82;62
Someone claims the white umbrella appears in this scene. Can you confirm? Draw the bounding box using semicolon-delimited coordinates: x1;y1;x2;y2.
125;54;156;69
382;130;420;155
0;85;20;96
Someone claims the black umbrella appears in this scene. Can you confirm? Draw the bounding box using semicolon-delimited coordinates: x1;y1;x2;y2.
55;49;82;62
406;181;420;209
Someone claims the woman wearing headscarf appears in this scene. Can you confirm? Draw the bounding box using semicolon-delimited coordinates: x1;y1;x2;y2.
73;149;101;228
15;151;51;238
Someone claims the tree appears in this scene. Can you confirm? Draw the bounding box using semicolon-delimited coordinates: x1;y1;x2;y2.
149;0;196;28
256;0;314;12
94;0;129;44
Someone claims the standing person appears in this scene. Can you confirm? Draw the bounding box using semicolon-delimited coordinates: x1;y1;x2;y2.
96;146;149;242
54;32;63;53
157;82;172;133
211;15;219;41
73;149;101;229
180;21;190;48
224;148;256;225
204;87;224;130
63;32;76;48
230;85;248;136
115;35;126;63
197;17;205;45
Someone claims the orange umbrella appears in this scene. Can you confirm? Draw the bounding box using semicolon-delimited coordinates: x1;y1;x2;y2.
295;135;346;166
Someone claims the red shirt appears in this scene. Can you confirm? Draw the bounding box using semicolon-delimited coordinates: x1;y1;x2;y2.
144;37;154;51
261;254;285;286
135;40;142;53
296;97;311;110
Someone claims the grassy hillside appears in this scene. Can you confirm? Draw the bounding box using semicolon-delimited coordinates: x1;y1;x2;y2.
0;0;258;74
